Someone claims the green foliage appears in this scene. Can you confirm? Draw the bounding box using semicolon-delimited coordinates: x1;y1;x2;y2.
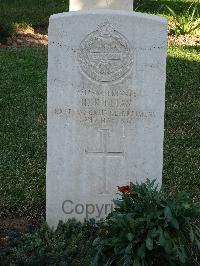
0;23;13;44
8;219;99;265
2;181;200;265
134;0;200;19
167;3;200;35
91;180;200;265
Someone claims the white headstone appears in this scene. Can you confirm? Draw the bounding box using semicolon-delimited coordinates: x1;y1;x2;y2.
47;2;167;227
70;0;133;11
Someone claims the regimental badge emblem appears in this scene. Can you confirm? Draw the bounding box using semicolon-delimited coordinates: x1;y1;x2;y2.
77;22;133;83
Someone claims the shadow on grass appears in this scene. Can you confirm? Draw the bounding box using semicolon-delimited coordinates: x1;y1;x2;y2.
0;0;69;27
164;45;200;200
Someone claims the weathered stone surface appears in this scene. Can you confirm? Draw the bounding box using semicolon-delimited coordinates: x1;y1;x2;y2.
70;0;133;11
47;10;167;227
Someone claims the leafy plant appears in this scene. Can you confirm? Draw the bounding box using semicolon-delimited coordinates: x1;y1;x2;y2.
91;180;200;266
3;181;200;265
167;3;200;35
8;219;100;265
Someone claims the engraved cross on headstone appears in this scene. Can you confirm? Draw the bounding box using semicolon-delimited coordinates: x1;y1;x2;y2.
85;129;124;194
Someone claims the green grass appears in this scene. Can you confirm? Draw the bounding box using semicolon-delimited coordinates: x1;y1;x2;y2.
0;46;199;216
0;0;199;27
164;46;200;200
135;0;200;18
0;0;69;27
0;48;47;216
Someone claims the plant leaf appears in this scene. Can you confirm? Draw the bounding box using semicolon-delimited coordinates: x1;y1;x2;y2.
164;206;172;222
146;237;153;250
126;232;134;241
166;6;177;18
170;218;179;230
133;257;140;266
137;243;146;258
189;226;194;242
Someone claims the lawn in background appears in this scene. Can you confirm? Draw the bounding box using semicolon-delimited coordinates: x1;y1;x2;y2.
0;0;69;27
164;46;200;200
136;0;200;18
0;46;199;216
0;48;47;216
0;0;199;27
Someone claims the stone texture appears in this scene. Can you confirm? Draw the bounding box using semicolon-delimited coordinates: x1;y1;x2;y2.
47;9;167;227
70;0;133;11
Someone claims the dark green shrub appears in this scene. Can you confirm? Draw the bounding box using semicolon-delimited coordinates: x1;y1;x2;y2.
91;180;200;265
0;23;13;44
8;219;100;265
5;181;200;265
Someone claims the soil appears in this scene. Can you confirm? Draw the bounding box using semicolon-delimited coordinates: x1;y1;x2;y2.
0;26;48;48
0;210;45;259
168;34;200;46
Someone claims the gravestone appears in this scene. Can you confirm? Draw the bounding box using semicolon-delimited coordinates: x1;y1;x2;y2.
70;0;133;11
47;0;167;227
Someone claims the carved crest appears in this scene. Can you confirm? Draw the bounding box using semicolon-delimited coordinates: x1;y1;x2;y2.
77;22;133;83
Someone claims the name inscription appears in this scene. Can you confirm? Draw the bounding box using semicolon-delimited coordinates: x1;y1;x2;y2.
54;85;156;126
